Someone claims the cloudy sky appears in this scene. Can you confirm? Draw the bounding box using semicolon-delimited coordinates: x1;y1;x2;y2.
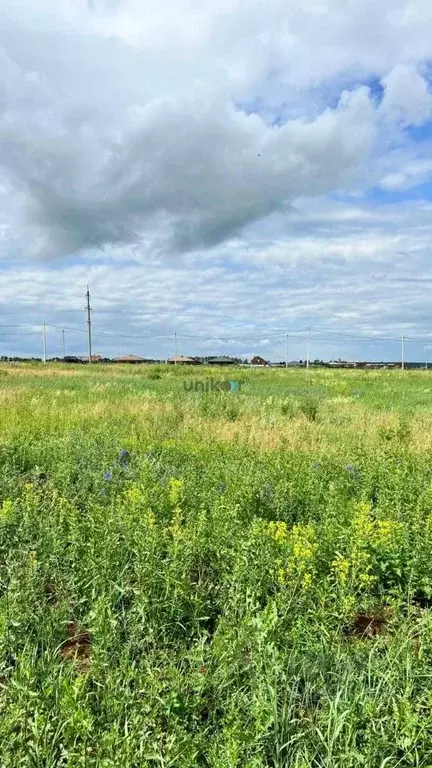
1;0;432;361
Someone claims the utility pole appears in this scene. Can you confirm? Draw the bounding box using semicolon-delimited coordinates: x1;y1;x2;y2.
286;334;289;369
174;332;178;365
306;327;311;370
86;285;92;364
42;323;47;363
401;335;405;371
62;329;66;360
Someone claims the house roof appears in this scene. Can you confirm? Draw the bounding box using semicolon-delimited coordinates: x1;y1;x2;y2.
78;354;103;362
115;354;147;362
169;355;201;364
207;356;237;364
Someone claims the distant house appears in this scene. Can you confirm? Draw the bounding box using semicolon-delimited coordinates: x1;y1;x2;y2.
328;360;358;369
251;355;269;366
168;355;201;365
207;356;237;366
78;354;104;363
115;354;148;364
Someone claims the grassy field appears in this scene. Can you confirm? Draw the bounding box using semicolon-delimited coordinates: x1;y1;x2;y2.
2;363;432;766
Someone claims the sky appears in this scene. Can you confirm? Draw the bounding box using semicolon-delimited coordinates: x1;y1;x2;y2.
1;0;432;361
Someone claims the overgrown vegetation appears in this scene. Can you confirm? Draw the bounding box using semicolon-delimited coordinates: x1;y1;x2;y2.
1;363;432;766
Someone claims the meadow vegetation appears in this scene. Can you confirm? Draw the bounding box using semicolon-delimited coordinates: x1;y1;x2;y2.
1;363;432;766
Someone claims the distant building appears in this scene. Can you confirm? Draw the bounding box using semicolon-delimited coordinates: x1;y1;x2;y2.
207;356;237;366
168;355;201;365
115;354;149;364
78;355;104;363
328;360;359;369
251;355;269;366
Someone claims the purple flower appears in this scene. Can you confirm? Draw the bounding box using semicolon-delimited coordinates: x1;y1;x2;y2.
346;464;356;475
104;471;113;481
119;449;130;464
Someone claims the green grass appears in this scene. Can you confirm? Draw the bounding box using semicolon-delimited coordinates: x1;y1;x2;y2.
1;363;432;765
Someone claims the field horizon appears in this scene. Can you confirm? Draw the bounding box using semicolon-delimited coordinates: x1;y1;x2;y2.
1;364;432;766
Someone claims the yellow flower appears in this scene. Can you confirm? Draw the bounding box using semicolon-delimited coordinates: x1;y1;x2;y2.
291;524;317;560
268;520;288;543
302;573;312;588
168;478;184;507
125;486;141;504
332;555;350;584
146;509;156;528
373;519;401;544
0;499;13;522
170;507;183;538
352;502;374;538
359;572;376;587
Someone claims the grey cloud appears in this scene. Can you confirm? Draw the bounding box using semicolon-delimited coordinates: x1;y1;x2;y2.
0;61;376;257
0;0;431;261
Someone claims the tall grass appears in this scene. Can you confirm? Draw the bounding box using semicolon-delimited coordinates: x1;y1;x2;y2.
0;364;432;765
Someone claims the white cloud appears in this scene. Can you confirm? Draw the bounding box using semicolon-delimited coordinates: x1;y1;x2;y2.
380;65;431;126
0;197;431;360
0;0;431;258
0;0;431;358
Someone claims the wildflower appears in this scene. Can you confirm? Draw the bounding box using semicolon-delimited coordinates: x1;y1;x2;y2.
119;449;130;464
146;509;156;528
359;572;376;587
104;471;113;482
373;519;402;545
277;565;287;585
125;486;141;504
332;555;350;584
0;499;13;522
218;482;226;494
346;464;356;476
268;520;288;543
171;507;183;538
302;573;312;588
312;462;320;471
168;478;185;507
291;524;317;560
